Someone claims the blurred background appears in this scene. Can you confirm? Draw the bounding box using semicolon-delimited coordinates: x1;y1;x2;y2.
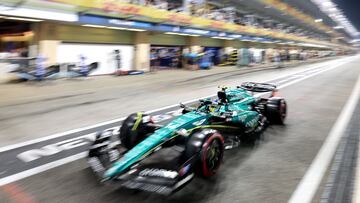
0;1;360;203
0;0;358;82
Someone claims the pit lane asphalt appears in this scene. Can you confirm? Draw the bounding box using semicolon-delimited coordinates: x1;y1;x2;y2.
0;56;359;202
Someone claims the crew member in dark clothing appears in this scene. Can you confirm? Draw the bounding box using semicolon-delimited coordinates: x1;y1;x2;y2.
115;49;122;71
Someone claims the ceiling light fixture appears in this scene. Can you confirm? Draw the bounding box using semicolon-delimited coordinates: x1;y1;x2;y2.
212;36;234;40
107;26;126;30
82;24;106;28
165;32;199;36
311;0;359;37
125;28;145;32
5;16;42;22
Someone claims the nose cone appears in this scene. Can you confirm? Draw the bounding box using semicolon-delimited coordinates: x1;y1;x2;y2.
104;111;207;178
104;128;171;178
104;158;128;178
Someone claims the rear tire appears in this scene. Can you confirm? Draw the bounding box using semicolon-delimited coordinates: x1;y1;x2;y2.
119;112;153;149
185;129;224;178
266;97;287;124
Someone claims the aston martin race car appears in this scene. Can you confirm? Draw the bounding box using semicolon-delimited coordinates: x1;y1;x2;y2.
87;82;287;195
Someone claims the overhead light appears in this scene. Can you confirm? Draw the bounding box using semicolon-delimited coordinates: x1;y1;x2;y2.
107;26;126;30
212;36;234;40
83;25;145;31
125;28;145;32
165;32;179;35
82;24;106;28
165;32;185;36
164;32;197;36
228;34;242;38
321;1;333;7
350;39;360;43
314;19;323;23
298;42;328;48
5;17;42;22
311;0;359;37
165;32;188;36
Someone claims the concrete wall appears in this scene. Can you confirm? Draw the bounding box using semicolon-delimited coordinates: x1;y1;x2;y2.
38;40;60;65
134;32;150;71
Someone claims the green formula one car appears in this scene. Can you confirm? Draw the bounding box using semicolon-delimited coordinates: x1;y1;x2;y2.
88;82;287;195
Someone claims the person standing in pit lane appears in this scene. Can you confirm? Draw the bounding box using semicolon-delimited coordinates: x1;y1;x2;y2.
79;54;89;77
150;49;159;72
35;54;46;81
114;50;122;72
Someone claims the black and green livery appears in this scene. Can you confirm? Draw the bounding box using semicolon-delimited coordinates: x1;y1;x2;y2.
88;82;287;195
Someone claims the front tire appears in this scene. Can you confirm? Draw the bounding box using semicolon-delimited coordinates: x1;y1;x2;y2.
185;129;224;178
119;112;153;149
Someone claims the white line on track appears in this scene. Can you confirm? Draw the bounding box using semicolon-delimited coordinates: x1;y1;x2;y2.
288;61;360;203
0;95;215;153
0;56;357;187
0;152;88;186
0;118;126;153
353;131;360;203
0;57;350;154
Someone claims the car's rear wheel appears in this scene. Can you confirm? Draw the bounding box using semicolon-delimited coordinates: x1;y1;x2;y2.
119;112;154;149
185;129;224;178
266;97;287;124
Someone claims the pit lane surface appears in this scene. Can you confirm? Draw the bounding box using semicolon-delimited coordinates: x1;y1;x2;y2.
0;56;359;202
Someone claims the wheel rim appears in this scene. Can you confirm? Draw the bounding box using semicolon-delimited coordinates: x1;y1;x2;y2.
205;139;222;172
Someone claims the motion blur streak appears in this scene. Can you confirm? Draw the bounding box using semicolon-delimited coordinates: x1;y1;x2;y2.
289;70;360;203
354;141;360;203
0;56;355;188
0;152;87;187
1;184;36;203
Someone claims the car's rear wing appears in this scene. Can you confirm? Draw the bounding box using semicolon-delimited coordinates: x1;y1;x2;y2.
238;82;277;93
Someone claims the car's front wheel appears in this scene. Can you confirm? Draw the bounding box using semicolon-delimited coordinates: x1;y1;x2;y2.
119;112;154;149
185;129;225;178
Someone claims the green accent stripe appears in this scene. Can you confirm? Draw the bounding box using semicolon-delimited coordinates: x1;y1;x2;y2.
132;112;143;131
188;124;240;132
138;125;235;160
